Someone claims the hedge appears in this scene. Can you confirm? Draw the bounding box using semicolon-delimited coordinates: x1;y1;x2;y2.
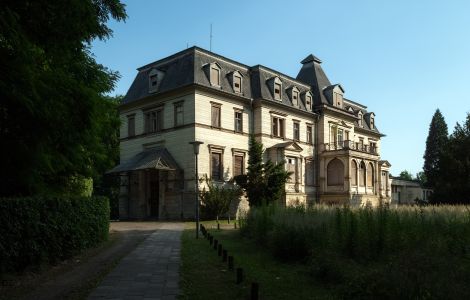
0;196;109;273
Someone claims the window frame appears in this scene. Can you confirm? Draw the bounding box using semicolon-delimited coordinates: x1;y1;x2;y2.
211;103;222;128
293;121;300;141
234;109;243;133
233;75;242;93
306;125;313;144
174;102;184;127
127;114;135;137
209;145;225;181
144;108;163;134
272;116;285;138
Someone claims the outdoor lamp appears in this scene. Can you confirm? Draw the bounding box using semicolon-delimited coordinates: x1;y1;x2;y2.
189;141;203;238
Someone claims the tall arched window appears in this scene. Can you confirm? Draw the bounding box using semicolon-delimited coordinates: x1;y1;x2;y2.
351;160;358;186
359;161;366;186
367;162;374;187
327;158;344;186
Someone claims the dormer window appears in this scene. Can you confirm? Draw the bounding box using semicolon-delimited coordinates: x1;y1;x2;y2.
204;62;222;87
268;76;283;101
148;69;159;93
370;117;374;129
288;86;300;106
334;92;343;108
210;66;220;86
358;112;363;127
302;91;313;111
230;70;243;94
274;83;281;100
148;68;165;94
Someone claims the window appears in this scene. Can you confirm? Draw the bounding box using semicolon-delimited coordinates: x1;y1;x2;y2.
370;142;377;154
359;162;366;186
211;152;222;180
234;110;243;133
234;75;242;93
127;115;135;137
293;122;300;141
358;112;363;127
145;109;163;133
148;69;159;93
305;159;314;186
306;125;313;144
370;117;375;129
286;157;298;183
211;104;221;128
210;67;220;86
351;160;358;186
337;129;344;147
306;94;312;110
334;92;343;108
292;90;299;106
367;163;374;187
272;117;285;137
274;83;282;100
359;138;364;151
327;158;344;186
233;155;244;176
174;103;184;126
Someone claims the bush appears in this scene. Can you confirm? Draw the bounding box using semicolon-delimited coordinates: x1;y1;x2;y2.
0;196;109;273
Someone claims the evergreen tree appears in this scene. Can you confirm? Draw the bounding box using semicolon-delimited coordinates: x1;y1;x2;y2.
423;109;448;188
432;113;470;204
0;0;126;195
236;135;291;206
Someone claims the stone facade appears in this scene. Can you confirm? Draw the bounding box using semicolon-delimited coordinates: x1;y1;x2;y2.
110;47;391;220
390;177;433;205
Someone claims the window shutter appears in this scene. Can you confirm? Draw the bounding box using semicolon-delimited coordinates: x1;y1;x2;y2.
234;155;243;176
212;153;221;179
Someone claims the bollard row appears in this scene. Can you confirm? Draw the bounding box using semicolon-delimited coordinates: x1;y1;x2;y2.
203;227;259;300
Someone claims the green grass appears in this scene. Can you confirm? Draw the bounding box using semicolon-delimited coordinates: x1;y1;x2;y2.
179;221;335;300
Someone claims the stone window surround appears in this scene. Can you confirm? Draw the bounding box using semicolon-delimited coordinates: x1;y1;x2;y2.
208;144;225;181
143;105;164;134
233;108;243;133
231;148;247;177
173;100;184;127
127;113;135;137
210;101;222;128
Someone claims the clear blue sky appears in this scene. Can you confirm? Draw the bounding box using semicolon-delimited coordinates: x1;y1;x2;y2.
91;0;470;176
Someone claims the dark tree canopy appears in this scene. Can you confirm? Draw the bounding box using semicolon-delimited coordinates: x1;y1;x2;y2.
398;170;413;181
0;0;126;196
432;113;470;204
236;135;291;206
423;109;448;188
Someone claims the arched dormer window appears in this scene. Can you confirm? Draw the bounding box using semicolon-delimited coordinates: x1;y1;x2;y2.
267;76;283;101
287;86;300;106
369;113;376;129
229;70;243;94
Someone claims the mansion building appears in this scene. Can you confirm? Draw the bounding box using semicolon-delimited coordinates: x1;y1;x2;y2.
109;47;391;219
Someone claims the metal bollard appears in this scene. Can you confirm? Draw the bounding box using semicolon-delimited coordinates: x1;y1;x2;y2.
251;282;259;300
236;267;243;284
222;249;227;262
228;256;234;270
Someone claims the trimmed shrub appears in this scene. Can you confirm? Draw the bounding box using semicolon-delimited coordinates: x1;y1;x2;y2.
0;196;109;273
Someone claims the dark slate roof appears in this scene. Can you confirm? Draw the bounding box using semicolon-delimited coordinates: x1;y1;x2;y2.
296;54;332;106
343;99;381;134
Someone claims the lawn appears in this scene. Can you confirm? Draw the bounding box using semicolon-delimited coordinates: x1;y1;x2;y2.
179;221;335;300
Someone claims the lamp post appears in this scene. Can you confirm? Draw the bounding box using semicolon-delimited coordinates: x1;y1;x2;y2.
189;141;204;238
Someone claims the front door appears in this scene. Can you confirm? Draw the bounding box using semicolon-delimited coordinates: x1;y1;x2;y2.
149;171;159;218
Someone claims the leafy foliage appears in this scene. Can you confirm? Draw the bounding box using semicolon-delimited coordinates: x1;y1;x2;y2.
0;0;126;196
199;175;242;221
423;109;449;188
0;196;109;273
236;135;291;206
398;170;413;181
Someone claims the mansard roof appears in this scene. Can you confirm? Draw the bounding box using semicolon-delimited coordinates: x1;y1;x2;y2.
122;47;377;129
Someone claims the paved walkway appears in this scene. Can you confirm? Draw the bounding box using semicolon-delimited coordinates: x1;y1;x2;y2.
88;222;184;300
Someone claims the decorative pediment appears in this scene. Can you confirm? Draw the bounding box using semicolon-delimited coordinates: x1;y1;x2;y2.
270;141;303;152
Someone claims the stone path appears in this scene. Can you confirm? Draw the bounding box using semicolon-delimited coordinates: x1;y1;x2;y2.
88;222;184;300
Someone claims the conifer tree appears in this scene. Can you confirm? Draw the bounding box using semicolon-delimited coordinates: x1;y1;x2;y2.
423;109;448;188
